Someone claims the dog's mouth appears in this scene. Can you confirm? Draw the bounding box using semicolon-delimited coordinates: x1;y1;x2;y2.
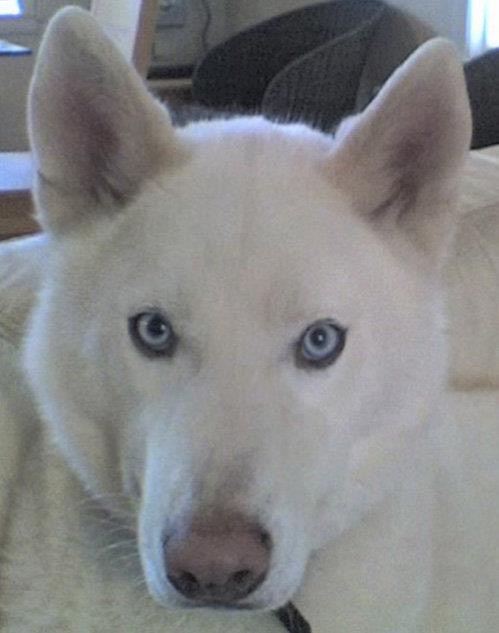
178;600;260;611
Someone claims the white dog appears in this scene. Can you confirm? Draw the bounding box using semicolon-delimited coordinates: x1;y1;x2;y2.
0;7;497;632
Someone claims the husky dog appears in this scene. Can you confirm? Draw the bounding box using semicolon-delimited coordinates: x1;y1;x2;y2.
13;6;498;632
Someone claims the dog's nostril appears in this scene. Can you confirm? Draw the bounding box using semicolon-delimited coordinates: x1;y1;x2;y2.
260;530;272;549
181;571;198;588
168;571;199;598
231;569;252;586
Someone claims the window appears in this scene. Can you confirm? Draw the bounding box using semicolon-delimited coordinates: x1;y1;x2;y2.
468;0;499;56
0;0;23;17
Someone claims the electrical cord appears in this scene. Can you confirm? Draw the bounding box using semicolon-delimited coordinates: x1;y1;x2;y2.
199;0;212;54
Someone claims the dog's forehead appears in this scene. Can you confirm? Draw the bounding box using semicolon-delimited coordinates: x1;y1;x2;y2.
136;121;369;260
100;118;403;324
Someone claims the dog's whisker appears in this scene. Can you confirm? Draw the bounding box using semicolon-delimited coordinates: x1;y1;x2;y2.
97;539;138;554
110;551;141;566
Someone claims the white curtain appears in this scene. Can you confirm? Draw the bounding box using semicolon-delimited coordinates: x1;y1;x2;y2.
468;0;499;56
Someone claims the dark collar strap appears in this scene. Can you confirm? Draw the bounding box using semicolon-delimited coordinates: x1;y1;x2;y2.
275;602;312;633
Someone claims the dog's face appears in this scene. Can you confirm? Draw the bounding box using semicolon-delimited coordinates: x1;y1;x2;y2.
24;9;471;612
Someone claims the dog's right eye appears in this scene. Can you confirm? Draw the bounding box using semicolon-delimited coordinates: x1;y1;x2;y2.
129;311;177;357
296;319;346;369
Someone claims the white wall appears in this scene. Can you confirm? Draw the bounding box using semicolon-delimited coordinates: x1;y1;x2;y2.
225;0;318;33
152;0;228;70
387;0;468;53
152;0;314;68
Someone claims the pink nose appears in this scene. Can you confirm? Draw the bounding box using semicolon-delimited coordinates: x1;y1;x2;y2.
165;515;271;605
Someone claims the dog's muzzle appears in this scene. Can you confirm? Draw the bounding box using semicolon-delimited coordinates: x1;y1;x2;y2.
164;512;271;607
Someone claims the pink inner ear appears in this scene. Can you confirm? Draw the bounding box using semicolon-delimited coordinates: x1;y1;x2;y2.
29;6;177;217
36;71;156;209
64;92;124;203
333;44;469;209
377;131;441;224
326;40;471;262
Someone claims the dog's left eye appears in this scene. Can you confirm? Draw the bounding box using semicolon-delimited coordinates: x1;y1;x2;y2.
296;319;346;368
129;311;177;357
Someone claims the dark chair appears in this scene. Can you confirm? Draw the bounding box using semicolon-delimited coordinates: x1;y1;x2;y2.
192;0;387;131
465;48;499;149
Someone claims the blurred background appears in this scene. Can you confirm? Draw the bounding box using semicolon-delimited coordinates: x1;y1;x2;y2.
0;0;496;150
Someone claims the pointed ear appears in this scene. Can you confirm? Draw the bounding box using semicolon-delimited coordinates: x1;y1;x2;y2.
330;39;471;263
28;7;179;234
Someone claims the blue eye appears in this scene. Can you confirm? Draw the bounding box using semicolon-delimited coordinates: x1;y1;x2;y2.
129;311;177;357
297;319;346;368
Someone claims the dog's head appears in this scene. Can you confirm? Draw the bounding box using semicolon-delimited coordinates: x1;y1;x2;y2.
24;8;471;612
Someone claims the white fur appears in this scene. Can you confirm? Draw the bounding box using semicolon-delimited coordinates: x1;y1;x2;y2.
7;6;496;631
